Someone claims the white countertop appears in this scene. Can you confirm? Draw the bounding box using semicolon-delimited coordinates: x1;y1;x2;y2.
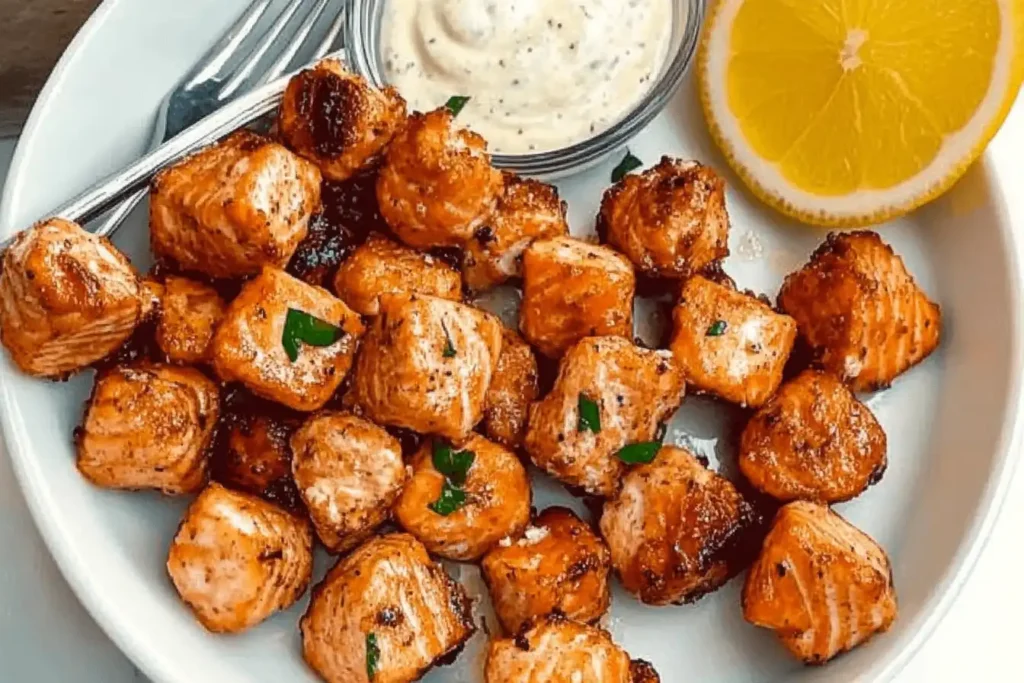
1;109;1022;679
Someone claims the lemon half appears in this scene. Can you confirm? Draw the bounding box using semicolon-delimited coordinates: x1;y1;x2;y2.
697;0;1024;226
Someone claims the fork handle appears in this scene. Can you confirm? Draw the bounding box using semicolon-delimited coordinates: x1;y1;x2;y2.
93;186;148;240
0;73;288;252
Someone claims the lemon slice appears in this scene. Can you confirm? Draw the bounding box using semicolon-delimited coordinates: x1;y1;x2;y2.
697;0;1024;226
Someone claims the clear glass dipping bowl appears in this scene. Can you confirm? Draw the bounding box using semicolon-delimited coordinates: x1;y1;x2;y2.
344;0;707;179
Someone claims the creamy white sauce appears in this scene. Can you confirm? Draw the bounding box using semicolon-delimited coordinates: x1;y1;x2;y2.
381;0;675;154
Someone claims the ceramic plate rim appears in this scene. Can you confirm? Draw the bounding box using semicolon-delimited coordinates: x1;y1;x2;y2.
2;1;1023;681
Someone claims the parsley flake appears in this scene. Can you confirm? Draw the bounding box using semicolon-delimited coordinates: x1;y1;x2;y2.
366;632;380;679
611;150;643;183
577;394;601;433
444;95;471;117
428;482;468;516
428;439;475;516
441;320;457;358
281;309;344;362
616;441;661;464
706;320;728;337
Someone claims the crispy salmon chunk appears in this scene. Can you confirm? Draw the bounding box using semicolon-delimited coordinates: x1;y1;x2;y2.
463;175;569;292
349;294;503;442
394;434;530;561
290;412;407;553
485;614;659;683
210;400;303;514
778;231;942;391
671;275;797;407
333;232;462;316
520;237;635;358
600;157;729;278
155;275;226;364
482;507;611;634
601;446;755;605
0;218;152;377
211;267;365;412
740;370;887;502
377;108;504;248
167;483;313;633
150;130;321;279
743;501;898;664
77;363;219;494
301;533;475;683
524;337;685;497
483;329;539;449
279;59;407;182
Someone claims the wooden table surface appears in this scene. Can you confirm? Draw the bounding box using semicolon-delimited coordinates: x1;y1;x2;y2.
0;0;100;137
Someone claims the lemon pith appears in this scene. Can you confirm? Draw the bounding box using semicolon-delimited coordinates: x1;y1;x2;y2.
697;0;1024;227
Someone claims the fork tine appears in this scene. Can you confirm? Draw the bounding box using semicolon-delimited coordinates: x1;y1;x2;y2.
255;0;334;87
311;4;348;62
184;0;273;88
217;0;307;100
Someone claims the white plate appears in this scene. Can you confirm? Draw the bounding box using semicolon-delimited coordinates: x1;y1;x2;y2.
2;1;1023;682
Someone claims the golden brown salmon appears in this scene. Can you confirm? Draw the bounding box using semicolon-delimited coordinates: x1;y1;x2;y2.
485;614;659;683
301;533;475;683
377;108;503;249
77;363;219;495
778;231;941;392
743;501;898;664
394;433;531;561
279;58;407;182
740;370;887;502
333;232;462;316
600;157;729;279
482;328;539;450
0;218;152;378
290;412;406;553
150;130;321;279
155;275;226;365
482;506;611;634
166;482;313;633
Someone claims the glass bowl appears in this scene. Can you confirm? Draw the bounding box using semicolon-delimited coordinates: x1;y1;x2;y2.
345;0;707;179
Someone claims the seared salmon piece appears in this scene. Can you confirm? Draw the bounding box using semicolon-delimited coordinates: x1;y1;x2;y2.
394;434;530;561
670;275;797;408
600;446;755;605
210;399;303;515
600;157;729;278
743;501;898;664
377;108;504;249
211;267;365;412
778;231;942;392
155;275;226;365
485;614;659;683
77;363;219;495
482;328;539;450
520;237;636;358
463;174;569;292
167;482;313;633
349;293;503;442
524;336;685;497
301;533;475;683
482;507;611;634
0;218;152;377
333;232;462;316
279;59;407;182
290;412;407;553
740;370;887;502
150;130;321;279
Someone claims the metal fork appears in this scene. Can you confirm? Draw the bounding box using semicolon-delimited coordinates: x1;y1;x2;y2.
91;0;345;241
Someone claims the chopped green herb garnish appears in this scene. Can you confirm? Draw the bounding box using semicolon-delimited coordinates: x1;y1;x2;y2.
616;441;661;464
429;481;468;516
441;320;457;358
611;150;643;183
281;308;344;362
706;320;728;337
444;95;471;117
366;632;380;679
432;439;475;487
577;394;601;434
